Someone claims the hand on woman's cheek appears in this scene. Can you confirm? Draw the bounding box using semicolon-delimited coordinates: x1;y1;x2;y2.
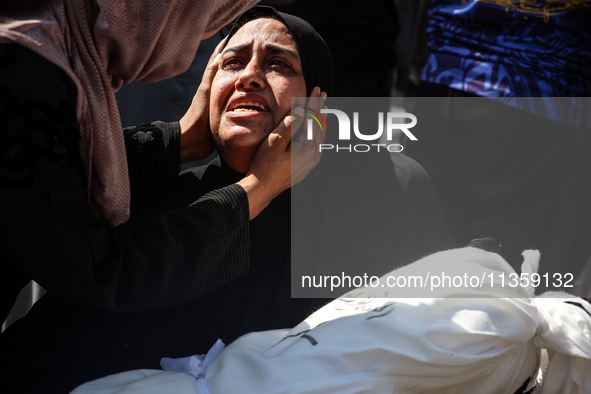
250;86;327;186
178;38;227;164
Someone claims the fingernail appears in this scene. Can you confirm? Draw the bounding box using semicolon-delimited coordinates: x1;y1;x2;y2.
293;106;304;117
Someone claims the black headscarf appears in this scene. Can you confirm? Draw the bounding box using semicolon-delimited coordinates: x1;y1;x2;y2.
223;5;335;97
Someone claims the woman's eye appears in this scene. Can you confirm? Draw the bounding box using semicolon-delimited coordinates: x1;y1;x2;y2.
269;59;291;69
222;58;244;70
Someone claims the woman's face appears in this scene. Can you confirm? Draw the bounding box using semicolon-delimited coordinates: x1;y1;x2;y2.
209;18;306;169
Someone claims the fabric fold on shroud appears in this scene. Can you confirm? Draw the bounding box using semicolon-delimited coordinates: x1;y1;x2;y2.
72;247;591;393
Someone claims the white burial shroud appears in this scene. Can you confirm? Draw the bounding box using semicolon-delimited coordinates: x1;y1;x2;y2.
73;247;591;393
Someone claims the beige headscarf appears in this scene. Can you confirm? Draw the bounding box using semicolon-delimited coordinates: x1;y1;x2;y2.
0;0;258;226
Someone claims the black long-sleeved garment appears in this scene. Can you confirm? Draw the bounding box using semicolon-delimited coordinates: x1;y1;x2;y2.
0;44;251;323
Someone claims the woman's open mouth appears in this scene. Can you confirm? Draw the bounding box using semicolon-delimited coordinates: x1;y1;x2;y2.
229;101;268;112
